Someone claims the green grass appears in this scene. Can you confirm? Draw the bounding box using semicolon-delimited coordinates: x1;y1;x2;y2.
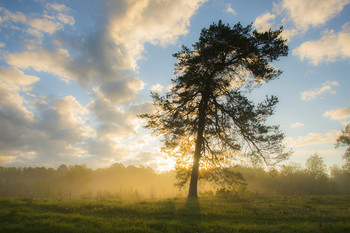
0;195;349;233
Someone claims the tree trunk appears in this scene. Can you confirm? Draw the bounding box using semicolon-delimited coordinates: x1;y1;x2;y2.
188;90;209;198
188;151;201;197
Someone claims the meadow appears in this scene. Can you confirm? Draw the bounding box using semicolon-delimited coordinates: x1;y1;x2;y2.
1;195;350;233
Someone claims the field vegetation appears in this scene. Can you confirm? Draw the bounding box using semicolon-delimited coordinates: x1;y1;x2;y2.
1;154;350;232
1;195;350;233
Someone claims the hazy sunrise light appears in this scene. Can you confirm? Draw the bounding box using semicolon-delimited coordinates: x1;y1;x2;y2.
0;0;349;172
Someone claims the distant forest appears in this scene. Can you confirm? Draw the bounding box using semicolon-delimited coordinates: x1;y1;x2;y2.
1;154;350;199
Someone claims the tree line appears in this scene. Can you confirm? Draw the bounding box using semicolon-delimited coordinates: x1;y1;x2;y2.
1;154;349;199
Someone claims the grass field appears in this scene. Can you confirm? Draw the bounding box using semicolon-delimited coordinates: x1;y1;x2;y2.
0;195;349;233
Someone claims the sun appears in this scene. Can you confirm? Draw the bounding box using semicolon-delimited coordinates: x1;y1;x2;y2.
155;156;176;173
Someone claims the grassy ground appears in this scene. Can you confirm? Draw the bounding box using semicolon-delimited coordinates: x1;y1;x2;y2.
0;195;349;233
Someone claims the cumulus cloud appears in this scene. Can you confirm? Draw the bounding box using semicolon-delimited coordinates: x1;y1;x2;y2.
88;95;153;139
301;81;339;101
254;0;350;41
0;66;39;125
291;122;304;128
6;48;70;79
0;4;74;38
99;78;145;104
323;106;350;121
293;23;350;65
254;12;276;32
150;83;164;93
274;0;350;32
0;66;39;87
0;0;205;168
0;94;94;166
285;130;339;147
108;0;207;70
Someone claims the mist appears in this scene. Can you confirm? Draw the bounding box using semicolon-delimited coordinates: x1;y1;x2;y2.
1;155;349;199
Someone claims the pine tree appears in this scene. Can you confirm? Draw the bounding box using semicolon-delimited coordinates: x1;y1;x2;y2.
140;21;291;197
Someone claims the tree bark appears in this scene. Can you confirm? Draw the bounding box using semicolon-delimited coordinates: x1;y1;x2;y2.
188;90;209;198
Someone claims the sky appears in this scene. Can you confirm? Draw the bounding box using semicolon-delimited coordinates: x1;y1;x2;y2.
0;0;349;172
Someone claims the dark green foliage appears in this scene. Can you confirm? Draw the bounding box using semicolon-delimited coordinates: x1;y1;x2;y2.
1;195;350;233
140;21;291;197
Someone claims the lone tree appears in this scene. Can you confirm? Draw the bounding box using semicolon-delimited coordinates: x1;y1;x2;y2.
141;21;291;197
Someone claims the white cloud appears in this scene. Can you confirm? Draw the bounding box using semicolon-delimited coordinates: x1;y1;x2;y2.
46;3;71;12
0;66;39;124
150;83;164;93
226;4;237;15
0;4;74;41
0;42;5;48
301;81;339;101
6;48;74;82
0;0;206;168
254;0;350;41
291;122;304;128
56;13;75;26
274;0;350;32
0;7;61;36
285;130;340;147
108;0;206;70
0;66;39;87
254;12;276;32
293;23;350;65
323;106;350;121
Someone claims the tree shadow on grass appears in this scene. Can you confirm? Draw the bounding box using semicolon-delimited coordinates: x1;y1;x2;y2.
173;197;203;232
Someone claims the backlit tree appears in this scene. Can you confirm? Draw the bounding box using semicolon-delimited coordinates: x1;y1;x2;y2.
141;21;291;197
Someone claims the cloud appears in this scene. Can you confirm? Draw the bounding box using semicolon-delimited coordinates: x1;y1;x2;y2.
85;138;130;162
88;95;153;139
226;4;237;15
0;0;206;168
293;23;350;65
46;3;71;12
301;81;339;101
0;155;15;164
107;0;207;70
255;0;350;41
285;130;340;147
5;46;112;86
0;91;94;167
99;78;145;105
323;106;350;121
0;4;74;38
274;0;350;32
254;13;276;32
0;66;39;125
0;66;39;87
6;48;74;82
150;84;164;93
291;122;304;128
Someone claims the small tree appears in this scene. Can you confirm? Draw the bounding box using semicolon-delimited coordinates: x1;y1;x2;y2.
305;153;327;179
141;21;291;197
336;123;350;171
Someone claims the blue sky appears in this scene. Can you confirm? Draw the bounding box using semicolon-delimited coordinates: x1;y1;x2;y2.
0;0;349;171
